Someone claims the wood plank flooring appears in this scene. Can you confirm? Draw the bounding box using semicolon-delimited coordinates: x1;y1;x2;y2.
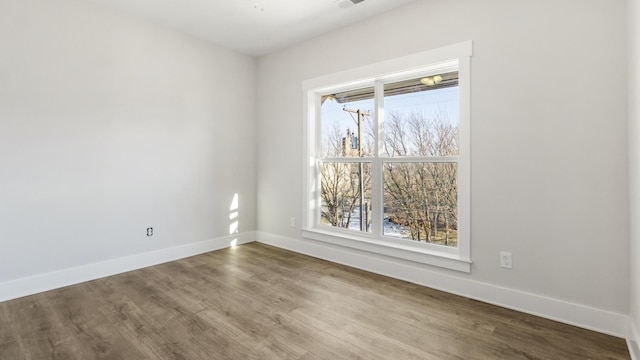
0;242;630;359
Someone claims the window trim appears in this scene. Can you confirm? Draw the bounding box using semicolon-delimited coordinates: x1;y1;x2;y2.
302;41;472;273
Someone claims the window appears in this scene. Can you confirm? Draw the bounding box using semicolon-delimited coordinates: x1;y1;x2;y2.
303;42;472;272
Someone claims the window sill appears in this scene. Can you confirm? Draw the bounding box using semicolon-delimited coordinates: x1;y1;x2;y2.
302;228;471;273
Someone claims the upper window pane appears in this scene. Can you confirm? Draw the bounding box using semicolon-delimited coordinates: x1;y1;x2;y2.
383;73;459;157
321;87;375;158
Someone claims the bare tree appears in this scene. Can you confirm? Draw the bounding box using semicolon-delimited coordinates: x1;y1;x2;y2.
320;125;372;230
383;109;458;245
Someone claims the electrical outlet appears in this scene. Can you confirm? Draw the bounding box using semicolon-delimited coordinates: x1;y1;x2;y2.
146;227;153;236
500;251;512;269
290;217;296;228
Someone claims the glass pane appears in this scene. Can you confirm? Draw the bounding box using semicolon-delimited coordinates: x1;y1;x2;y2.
383;73;459;157
383;162;457;247
321;87;375;158
320;162;372;233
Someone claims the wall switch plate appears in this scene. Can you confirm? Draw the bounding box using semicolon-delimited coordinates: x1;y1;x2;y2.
500;251;512;269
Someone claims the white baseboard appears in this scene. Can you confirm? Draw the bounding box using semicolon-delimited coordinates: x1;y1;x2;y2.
256;231;629;339
0;232;255;303
629;321;640;360
2;230;631;344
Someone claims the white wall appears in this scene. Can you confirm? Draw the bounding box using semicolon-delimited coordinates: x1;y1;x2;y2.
0;0;257;284
257;0;629;328
629;0;640;353
0;0;632;342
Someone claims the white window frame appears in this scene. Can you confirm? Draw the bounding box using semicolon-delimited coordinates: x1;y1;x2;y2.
302;41;472;273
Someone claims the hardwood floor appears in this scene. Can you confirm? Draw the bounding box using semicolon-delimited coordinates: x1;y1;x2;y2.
0;242;630;359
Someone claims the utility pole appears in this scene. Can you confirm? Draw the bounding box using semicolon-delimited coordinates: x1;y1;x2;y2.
343;106;370;232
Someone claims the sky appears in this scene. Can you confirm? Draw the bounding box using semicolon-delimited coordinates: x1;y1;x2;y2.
321;85;459;156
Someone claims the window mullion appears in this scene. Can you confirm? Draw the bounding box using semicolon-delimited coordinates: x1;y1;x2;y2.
380;156;460;163
313;93;323;228
370;80;385;238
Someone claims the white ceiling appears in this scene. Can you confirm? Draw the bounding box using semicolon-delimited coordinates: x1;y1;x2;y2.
87;0;417;56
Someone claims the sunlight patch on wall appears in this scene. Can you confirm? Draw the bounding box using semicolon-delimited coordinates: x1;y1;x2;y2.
229;193;239;246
